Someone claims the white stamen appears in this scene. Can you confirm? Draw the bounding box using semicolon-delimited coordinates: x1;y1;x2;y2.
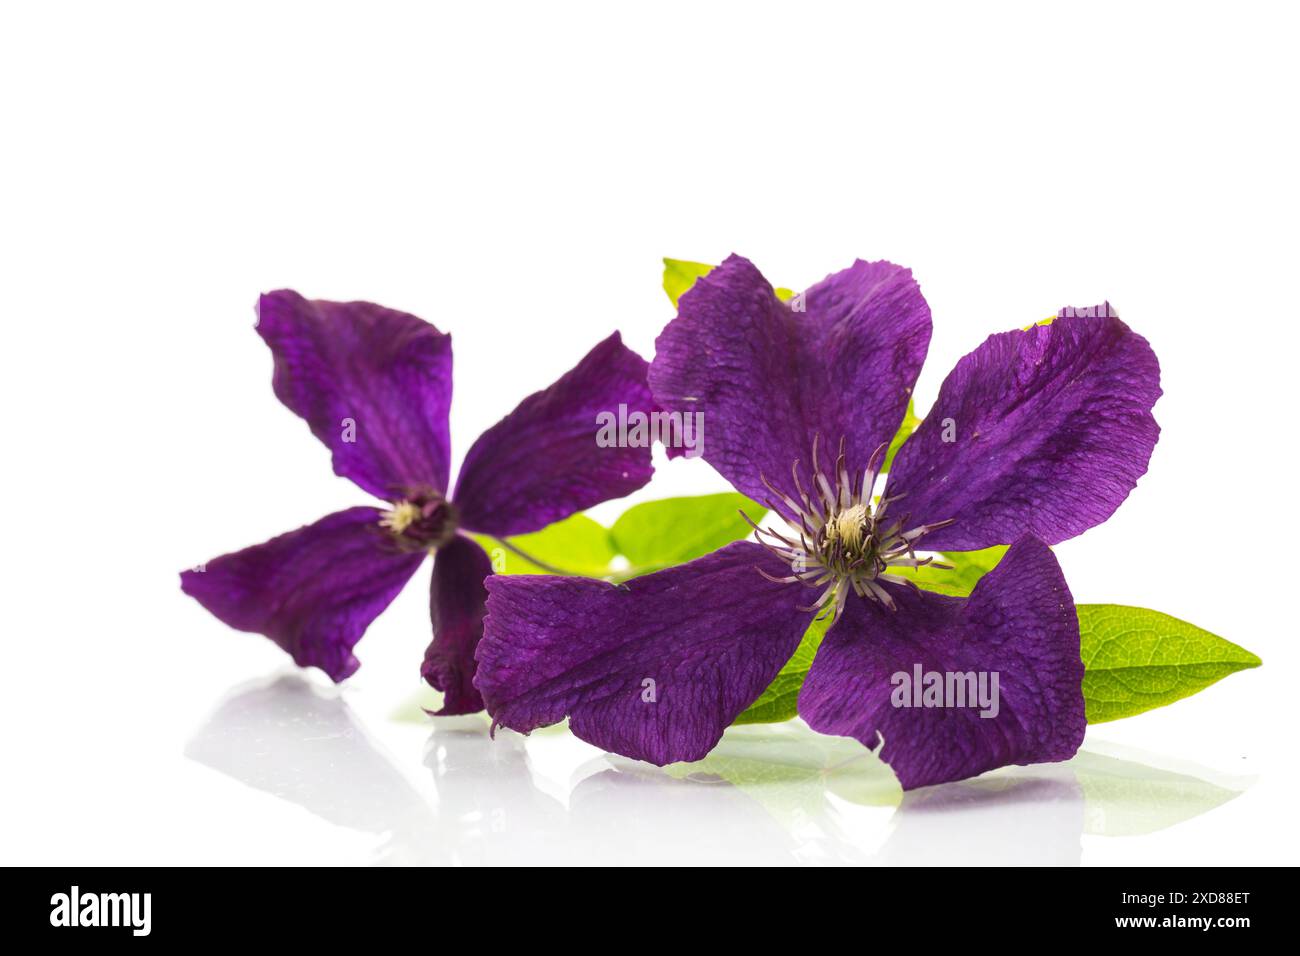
379;500;421;534
749;437;952;619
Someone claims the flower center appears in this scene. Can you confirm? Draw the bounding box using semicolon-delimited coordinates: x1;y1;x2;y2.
748;436;952;619
829;502;870;554
380;490;459;552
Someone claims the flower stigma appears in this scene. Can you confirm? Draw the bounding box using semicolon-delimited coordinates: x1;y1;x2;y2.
746;436;953;620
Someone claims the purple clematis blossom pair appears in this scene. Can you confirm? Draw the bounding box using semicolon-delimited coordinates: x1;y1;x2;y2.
181;291;655;713
475;255;1162;789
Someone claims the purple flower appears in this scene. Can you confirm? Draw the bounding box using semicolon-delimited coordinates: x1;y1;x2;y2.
475;256;1161;788
181;291;655;713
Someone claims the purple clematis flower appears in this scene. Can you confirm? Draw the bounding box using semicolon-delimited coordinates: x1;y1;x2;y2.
181;291;655;713
475;256;1161;788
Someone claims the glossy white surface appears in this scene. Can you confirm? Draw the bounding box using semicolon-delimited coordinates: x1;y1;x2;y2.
173;675;1261;866
2;1;1297;865
5;652;1280;865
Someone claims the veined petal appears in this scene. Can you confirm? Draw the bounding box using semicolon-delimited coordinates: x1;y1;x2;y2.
453;332;654;536
180;508;427;681
798;537;1085;790
475;542;812;764
649;255;930;514
257;291;454;500
884;311;1161;551
423;535;494;715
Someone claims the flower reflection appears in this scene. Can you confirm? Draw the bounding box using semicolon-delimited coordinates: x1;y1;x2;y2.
188;675;1252;865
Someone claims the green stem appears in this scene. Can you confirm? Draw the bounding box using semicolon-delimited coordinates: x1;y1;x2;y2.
489;536;589;577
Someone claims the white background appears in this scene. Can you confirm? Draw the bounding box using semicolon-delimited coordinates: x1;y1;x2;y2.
2;1;1297;865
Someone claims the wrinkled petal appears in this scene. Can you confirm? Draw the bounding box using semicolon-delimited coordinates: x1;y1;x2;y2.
649;255;931;516
475;542;812;764
798;537;1085;790
423;535;494;715
884;310;1161;551
453;332;655;536
257;291;454;500
180;507;426;681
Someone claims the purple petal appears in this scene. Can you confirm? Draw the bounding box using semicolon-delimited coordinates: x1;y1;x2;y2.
798;537;1085;790
180;508;426;681
452;332;655;536
423;535;494;715
884;311;1161;551
649;255;930;514
475;542;812;764
257;291;454;500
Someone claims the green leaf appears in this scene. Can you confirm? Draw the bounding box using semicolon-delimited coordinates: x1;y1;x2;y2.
662;257;795;309
1079;605;1261;723
662;258;715;309
882;399;921;472
609;492;765;569
469;513;615;577
472;493;764;581
734;614;832;725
